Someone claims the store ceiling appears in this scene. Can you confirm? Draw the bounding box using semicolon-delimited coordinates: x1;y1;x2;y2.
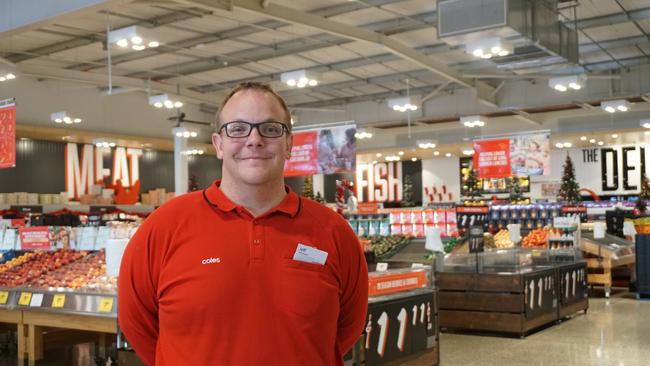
2;0;650;152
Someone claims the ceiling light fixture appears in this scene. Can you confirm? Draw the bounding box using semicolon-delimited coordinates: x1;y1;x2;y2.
549;74;586;92
580;136;587;141
434;151;440;156
445;153;452;157
50;111;82;124
601;99;630;113
417;140;437;149
611;134;618;138
149;94;183;109
376;153;382;157
388;96;418;112
280;69;319;88
108;25;160;51
598;141;604;146
460;115;487;128
462;149;475;156
354;129;373;139
411;157;417;162
0;71;16;82
589;138;596;144
183;148;205;156
466;37;514;59
172;126;198;139
385;155;400;162
93;138;117;148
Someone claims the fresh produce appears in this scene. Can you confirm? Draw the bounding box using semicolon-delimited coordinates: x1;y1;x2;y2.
24;251;105;289
483;233;495;249
0;252;38;273
358;237;373;253
0;250;86;287
494;229;514;249
84;275;118;293
370;235;409;258
522;227;550;248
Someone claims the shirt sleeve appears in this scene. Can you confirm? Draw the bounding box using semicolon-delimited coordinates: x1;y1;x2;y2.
118;219;160;366
335;220;369;353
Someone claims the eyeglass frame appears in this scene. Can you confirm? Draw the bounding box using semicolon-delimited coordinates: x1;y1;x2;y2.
218;120;291;138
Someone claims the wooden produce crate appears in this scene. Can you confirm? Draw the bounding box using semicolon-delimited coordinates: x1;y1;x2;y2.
555;262;589;318
581;234;635;297
437;268;557;337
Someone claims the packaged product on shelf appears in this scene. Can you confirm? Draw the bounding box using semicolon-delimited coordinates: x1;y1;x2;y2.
77;226;97;250
423;209;435;224
389;211;401;225
411;210;423;225
413;224;425;238
369;219;381;236
1;228;16;250
400;211;412;225
358;220;370;237
402;224;414;237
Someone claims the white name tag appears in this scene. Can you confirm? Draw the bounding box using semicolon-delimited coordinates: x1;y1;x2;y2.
293;243;328;265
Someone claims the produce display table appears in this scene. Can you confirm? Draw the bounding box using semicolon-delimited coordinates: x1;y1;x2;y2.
438;250;588;337
581;232;635;297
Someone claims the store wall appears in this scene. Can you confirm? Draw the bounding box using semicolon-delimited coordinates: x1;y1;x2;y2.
0;139;222;194
421;157;461;204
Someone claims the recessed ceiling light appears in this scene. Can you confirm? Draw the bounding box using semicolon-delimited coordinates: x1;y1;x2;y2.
598;141;604;146
589;138;596;143
411;157;417;162
645;131;650;136
580;136;587;141
376;153;382;157
445;153;452;157
611;134;618;138
434;151;440;156
398;151;404;156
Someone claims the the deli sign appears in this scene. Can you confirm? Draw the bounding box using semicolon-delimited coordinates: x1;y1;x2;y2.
581;145;647;192
356;162;403;203
65;143;142;199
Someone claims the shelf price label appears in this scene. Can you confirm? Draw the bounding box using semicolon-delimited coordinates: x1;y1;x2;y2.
0;291;9;305
18;292;32;306
98;297;114;313
51;294;66;308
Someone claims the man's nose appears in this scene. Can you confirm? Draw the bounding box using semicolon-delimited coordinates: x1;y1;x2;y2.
246;126;265;146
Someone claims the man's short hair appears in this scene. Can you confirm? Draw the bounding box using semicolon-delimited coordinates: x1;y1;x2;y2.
215;82;291;132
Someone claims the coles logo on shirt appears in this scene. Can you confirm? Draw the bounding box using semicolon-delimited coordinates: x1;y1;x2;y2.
201;257;221;265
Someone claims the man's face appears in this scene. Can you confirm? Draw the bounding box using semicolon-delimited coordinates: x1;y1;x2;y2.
212;90;292;187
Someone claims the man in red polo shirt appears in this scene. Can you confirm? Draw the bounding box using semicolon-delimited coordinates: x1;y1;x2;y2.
118;82;368;365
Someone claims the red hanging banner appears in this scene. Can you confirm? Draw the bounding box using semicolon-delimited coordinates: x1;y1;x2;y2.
284;130;318;177
0;101;16;169
473;139;511;178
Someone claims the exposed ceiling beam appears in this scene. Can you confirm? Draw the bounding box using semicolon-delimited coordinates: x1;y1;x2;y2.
421;81;450;103
181;0;496;106
4;7;213;64
17;64;216;105
292;85;438;109
509;110;543;126
65;0;412;71
573;6;650;29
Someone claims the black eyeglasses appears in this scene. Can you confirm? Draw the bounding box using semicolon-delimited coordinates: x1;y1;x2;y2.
219;121;290;138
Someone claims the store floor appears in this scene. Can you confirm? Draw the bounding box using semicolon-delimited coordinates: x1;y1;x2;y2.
437;293;650;366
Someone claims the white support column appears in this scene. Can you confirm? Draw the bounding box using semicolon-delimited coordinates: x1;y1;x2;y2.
313;174;324;197
172;127;189;196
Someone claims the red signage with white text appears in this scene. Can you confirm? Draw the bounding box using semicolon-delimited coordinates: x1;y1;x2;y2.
284;131;318;177
473;139;511;178
0;102;16;169
19;226;52;250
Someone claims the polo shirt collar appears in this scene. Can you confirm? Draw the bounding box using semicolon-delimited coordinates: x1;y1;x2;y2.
204;180;300;217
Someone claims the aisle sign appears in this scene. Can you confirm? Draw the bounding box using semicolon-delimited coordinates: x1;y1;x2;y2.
52;294;66;308
19;226;52;250
98;297;114;313
18;292;32;306
0;101;16;169
0;291;8;305
368;271;427;296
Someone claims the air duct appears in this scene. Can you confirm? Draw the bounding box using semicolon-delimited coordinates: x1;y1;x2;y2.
437;0;578;74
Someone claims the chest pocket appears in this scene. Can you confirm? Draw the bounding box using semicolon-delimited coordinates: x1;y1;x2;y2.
278;259;339;318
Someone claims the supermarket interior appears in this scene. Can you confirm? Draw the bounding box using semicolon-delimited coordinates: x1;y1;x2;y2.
2;0;650;365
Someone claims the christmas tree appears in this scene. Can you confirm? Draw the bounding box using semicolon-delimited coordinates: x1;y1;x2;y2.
314;192;325;204
302;175;314;199
636;172;650;213
188;173;199;192
464;167;481;199
558;154;581;204
401;175;416;207
507;177;524;203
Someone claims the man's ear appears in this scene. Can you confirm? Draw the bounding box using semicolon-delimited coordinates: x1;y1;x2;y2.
212;132;224;159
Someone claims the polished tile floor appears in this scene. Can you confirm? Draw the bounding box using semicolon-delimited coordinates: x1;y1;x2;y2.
438;294;650;366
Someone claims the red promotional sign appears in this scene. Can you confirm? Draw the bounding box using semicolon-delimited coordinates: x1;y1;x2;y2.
19;226;52;250
0;103;16;169
284;131;318;177
473;139;511;178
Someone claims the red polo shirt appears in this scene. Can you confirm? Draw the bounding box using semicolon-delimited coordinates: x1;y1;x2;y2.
118;181;368;366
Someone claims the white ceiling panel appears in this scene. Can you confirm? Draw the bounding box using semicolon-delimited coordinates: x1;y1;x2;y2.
273;0;343;13
331;7;397;27
319;70;357;84
381;0;437;15
620;0;650;11
256;55;318;71
114;53;197;73
273;24;323;38
584;22;643;42
380;59;422;72
344;63;396;79
389;28;438;48
0;32;70;53
300;45;363;64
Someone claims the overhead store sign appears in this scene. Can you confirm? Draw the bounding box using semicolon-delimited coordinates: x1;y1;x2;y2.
284;124;356;177
0;100;16;169
356;162;403;203
474;133;550;178
65;143;142;199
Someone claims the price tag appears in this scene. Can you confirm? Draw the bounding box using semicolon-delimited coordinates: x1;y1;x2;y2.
98;297;114;313
376;262;389;272
0;291;9;305
52;294;66;308
18;292;32;306
29;293;44;307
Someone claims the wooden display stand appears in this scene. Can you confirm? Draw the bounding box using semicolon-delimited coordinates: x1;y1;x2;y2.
581;239;635;297
438;263;588;337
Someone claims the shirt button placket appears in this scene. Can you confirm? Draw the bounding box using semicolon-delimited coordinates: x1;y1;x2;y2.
251;219;264;261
